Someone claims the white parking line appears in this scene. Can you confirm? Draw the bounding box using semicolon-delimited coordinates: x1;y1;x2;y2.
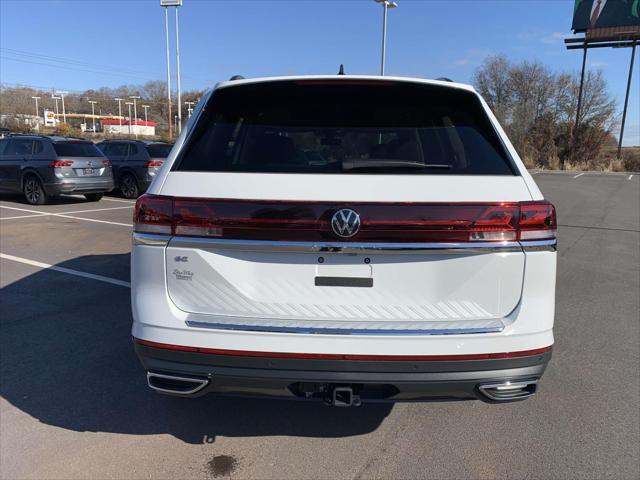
0;205;132;227
573;173;585;179
101;197;137;204
0;253;131;288
629;175;634;180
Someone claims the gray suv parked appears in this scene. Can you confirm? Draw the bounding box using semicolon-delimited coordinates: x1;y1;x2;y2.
97;140;172;199
0;135;114;205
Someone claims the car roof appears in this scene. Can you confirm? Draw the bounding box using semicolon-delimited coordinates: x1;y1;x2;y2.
214;74;476;93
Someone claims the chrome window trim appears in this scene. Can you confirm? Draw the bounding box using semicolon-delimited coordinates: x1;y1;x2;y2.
133;232;557;253
185;320;503;336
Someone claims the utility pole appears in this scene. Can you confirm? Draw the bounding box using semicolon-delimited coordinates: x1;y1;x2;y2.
130;96;141;139
160;0;180;138
114;97;124;133
88;100;98;132
142;105;150;124
126;102;133;137
374;0;398;76
56;91;68;123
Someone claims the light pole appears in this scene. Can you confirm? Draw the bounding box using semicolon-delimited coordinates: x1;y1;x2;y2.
130;96;140;139
31;96;41;118
51;96;60;118
185;101;194;118
160;0;182;137
114;97;124;133
175;3;183;134
142;105;150;124
374;0;398;76
88;100;98;132
126;102;133;137
56;91;68;123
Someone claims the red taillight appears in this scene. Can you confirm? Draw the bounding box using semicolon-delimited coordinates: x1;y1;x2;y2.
145;160;164;167
518;201;557;241
133;195;173;235
133;195;556;243
102;159;112;167
48;159;74;168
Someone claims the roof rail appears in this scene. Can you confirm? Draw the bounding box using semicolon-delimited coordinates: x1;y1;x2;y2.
436;77;453;82
229;75;245;81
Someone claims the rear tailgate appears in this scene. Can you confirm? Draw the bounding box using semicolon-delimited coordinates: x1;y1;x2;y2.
156;174;534;333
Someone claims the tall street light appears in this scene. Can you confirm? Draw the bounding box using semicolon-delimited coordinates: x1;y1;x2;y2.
175;2;183;134
142;105;150;124
130;96;141;139
374;0;398;76
51;96;60;121
31;96;41;118
185;101;194;118
56;91;68;123
88;100;98;132
114;97;124;133
161;0;182;138
125;102;134;137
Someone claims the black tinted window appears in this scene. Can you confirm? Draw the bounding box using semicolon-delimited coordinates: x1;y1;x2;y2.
5;139;33;156
33;141;44;154
53;142;102;157
146;144;172;158
176;81;515;175
0;139;8;155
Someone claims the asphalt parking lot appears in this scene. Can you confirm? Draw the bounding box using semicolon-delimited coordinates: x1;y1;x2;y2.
1;172;638;480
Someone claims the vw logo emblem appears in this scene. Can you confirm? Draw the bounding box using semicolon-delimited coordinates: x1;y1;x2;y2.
331;209;361;238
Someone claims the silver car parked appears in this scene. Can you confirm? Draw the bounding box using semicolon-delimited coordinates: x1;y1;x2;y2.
0;135;114;205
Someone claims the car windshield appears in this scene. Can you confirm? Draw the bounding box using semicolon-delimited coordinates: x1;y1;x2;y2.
175;80;515;175
146;144;172;158
53;141;103;157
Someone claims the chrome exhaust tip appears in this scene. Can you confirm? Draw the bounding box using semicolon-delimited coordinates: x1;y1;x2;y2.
478;379;538;402
147;371;209;395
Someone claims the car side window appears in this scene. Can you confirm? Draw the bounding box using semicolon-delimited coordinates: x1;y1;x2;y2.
32;140;44;155
0;139;8;156
5;139;34;156
109;143;128;157
127;144;139;159
98;143;110;155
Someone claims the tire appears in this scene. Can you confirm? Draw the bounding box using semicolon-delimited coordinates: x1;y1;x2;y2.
120;174;139;199
23;175;48;205
84;193;104;202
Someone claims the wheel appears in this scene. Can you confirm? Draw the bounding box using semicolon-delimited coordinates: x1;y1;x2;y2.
84;193;104;202
23;176;48;205
120;174;139;199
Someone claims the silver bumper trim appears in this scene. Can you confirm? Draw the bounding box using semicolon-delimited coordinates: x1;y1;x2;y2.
133;232;556;253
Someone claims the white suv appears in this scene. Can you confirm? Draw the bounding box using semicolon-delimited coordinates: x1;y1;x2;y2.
131;75;556;406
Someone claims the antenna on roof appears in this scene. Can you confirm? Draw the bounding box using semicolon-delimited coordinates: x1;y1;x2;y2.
338;64;345;75
436;77;453;82
229;75;245;81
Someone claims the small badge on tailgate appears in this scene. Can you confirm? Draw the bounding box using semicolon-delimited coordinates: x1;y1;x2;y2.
174;256;188;262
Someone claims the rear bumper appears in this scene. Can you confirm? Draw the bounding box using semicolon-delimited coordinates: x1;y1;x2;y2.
134;340;551;403
45;178;114;195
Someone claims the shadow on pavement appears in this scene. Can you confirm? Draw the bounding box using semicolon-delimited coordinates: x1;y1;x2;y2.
0;253;392;445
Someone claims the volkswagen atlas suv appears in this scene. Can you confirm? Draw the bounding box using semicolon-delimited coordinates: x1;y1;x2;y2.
0;135;113;204
97;140;172;199
131;76;556;406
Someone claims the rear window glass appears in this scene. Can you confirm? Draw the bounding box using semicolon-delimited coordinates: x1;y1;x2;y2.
53;142;102;157
146;144;172;158
175;81;515;175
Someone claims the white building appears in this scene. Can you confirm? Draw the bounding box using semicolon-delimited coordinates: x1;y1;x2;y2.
101;119;156;136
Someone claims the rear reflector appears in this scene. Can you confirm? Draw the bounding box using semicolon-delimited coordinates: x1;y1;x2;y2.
134;338;552;361
48;159;74;168
133;195;556;243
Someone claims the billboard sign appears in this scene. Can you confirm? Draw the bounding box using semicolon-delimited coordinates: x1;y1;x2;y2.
43;110;57;127
160;0;182;6
572;0;640;32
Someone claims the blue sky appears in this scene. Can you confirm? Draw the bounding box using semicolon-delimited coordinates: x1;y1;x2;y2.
0;0;638;144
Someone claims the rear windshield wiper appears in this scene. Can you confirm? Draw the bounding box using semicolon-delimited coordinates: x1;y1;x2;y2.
342;159;452;170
